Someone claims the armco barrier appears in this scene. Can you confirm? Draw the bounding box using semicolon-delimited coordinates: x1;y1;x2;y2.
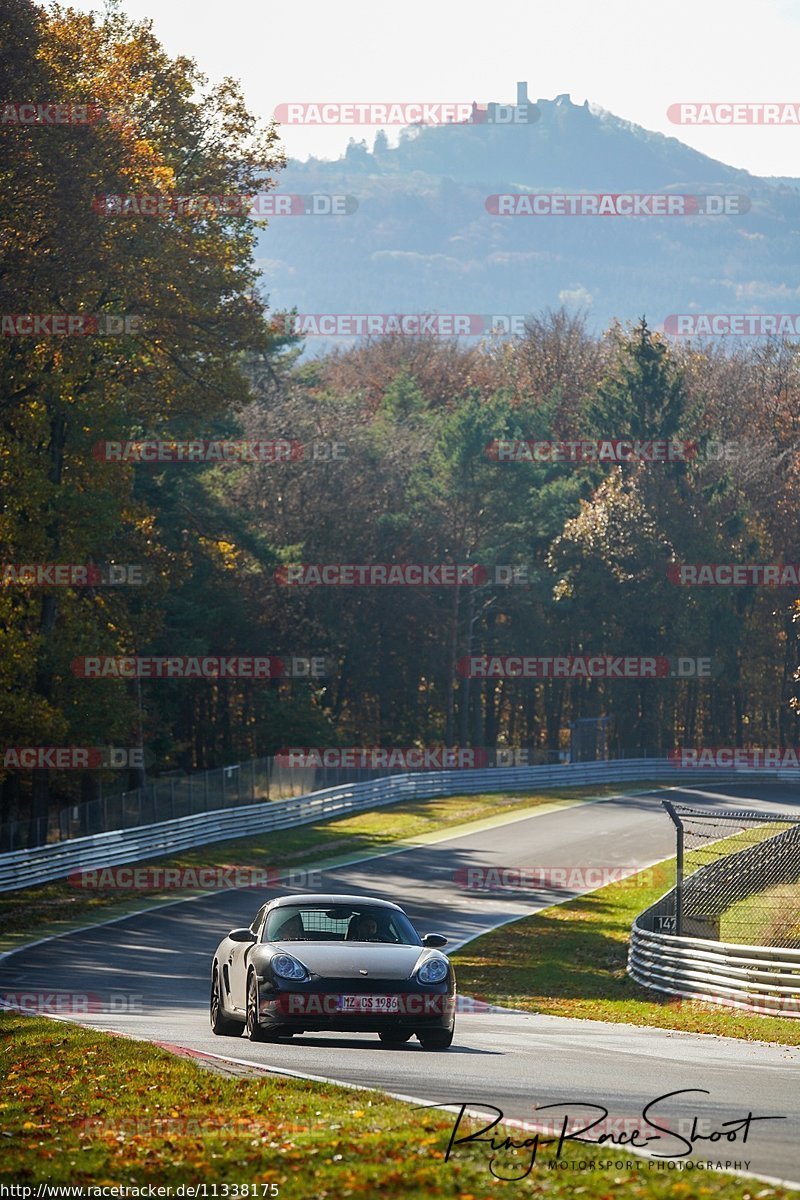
0;757;684;892
628;922;800;1016
628;797;800;1015
0;758;781;894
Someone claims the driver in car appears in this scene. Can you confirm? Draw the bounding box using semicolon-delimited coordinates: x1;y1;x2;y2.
274;912;304;940
353;914;380;941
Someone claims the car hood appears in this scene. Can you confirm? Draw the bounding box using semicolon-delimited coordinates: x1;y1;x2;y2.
269;941;435;980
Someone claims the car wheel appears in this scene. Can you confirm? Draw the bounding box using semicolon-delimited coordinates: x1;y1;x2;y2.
417;1027;454;1050
246;974;270;1041
246;975;291;1041
378;1028;414;1045
210;967;244;1036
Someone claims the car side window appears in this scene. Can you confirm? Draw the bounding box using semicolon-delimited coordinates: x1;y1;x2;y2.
250;905;268;939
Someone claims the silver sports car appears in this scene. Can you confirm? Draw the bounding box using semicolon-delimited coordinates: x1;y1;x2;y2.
210;893;456;1049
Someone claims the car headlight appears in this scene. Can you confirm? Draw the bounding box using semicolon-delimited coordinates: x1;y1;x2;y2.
271;953;309;981
417;956;449;984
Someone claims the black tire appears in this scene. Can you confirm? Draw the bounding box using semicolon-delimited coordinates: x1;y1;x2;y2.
379;1028;414;1045
210;967;244;1036
245;975;292;1042
417;1027;454;1050
246;973;270;1041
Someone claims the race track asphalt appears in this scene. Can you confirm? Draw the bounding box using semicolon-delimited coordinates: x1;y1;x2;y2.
3;783;799;1186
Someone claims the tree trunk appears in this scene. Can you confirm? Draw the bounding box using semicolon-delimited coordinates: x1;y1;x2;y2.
444;578;461;747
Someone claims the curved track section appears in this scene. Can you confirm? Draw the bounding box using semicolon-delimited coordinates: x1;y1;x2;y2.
3;785;799;1184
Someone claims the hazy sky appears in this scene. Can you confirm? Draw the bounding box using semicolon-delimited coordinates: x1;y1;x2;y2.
67;0;800;177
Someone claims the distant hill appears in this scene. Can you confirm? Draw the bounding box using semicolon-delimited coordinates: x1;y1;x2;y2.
256;87;800;348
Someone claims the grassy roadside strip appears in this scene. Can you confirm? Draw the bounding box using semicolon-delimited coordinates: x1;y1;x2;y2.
451;858;800;1045
0;783;665;951
723;882;800;946
0;1012;792;1197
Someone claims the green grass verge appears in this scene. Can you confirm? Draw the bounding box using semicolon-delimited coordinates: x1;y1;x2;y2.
678;824;798;947
451;859;800;1044
0;1013;792;1196
722;882;800;947
0;783;661;949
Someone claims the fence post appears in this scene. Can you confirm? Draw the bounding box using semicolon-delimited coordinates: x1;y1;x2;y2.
662;800;684;936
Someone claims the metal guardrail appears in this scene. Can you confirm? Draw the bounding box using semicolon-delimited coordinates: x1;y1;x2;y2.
3;756;408;850
628;922;800;1016
0;757;716;893
6;749;686;852
628;801;800;1015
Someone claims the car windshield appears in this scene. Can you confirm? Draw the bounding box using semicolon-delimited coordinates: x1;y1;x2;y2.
264;904;421;946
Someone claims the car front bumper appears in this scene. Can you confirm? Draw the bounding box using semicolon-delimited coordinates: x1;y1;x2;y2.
257;978;456;1033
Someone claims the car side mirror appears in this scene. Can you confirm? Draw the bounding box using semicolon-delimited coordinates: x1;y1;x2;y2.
229;928;257;943
422;933;448;948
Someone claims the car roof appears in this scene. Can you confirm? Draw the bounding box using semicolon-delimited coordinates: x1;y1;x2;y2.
267;893;405;911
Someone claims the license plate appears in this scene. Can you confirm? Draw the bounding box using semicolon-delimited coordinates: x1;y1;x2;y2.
335;994;400;1013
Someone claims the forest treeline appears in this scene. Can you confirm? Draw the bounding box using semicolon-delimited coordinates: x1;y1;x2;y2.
2;2;800;835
